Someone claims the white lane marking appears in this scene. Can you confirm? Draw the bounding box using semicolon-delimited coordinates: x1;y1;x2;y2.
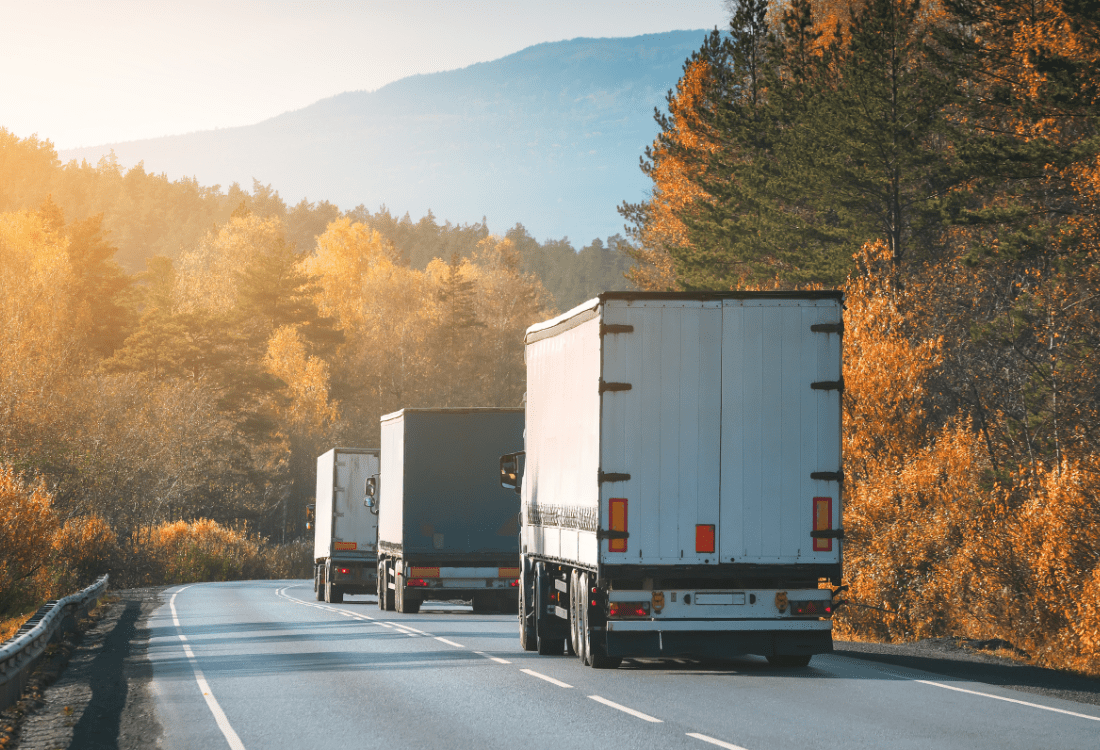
473;651;512;664
520;669;573;688
915;680;1100;722
435;637;465;648
169;586;247;750
687;732;749;750
588;695;662;722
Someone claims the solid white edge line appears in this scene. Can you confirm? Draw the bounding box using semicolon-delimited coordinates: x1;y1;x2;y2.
588;695;662;722
915;680;1100;722
520;669;573;688
686;732;750;750
169;586;247;750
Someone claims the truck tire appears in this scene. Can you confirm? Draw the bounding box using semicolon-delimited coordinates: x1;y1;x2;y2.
580;572;621;669
767;654;812;668
518;566;537;651
314;565;324;601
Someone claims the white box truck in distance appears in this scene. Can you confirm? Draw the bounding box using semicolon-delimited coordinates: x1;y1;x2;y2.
310;448;380;603
501;291;844;668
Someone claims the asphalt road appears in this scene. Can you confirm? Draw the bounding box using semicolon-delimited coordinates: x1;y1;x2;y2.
146;580;1100;750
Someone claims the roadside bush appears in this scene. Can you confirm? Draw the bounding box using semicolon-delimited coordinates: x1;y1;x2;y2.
139;519;267;584
52;514;122;593
0;465;58;617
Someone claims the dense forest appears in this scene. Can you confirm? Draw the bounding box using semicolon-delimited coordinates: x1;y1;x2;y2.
622;0;1100;673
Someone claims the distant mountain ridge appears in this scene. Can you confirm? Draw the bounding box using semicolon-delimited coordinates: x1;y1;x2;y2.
60;30;707;244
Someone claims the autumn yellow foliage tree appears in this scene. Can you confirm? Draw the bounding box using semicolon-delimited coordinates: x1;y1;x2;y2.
0;465;59;614
0;211;80;444
619;57;719;290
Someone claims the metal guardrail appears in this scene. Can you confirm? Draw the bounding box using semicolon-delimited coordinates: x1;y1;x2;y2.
0;574;108;711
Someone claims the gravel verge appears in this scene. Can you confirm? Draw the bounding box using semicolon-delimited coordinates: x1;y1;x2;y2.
9;588;164;750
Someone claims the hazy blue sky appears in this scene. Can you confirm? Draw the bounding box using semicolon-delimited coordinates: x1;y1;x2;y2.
3;1;726;150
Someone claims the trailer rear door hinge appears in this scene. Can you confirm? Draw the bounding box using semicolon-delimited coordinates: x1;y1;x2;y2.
811;323;844;335
811;379;844;392
598;471;631;484
596;528;630;541
599;380;632;393
811;529;845;540
811;471;843;482
600;323;634;335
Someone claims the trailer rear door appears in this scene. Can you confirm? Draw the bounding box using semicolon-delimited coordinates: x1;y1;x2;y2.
600;299;723;566
718;298;842;565
332;451;379;557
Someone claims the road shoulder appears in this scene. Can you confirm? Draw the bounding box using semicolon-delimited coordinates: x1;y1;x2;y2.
835;639;1100;707
13;588;164;750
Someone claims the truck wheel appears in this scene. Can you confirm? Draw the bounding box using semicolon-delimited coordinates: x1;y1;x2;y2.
314;565;324;602
767;654;812;668
518;566;537;651
581;572;621;669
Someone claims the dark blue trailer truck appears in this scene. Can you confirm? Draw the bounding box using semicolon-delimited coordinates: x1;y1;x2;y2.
373;408;525;614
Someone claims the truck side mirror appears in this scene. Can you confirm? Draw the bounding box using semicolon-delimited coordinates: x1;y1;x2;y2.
499;452;524;494
305;504;315;531
364;476;379;513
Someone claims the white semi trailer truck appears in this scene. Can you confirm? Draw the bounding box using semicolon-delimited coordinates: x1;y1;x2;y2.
501;291;844;668
309;447;380;603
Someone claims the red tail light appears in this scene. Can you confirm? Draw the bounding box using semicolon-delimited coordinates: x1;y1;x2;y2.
791;600;833;618
696;524;715;553
609;498;628;553
406;578;428;587
510;579;519;587
338;568;351;575
608;601;650;619
813;497;833;551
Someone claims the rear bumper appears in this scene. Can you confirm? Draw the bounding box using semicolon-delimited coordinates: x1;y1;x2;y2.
604;624;833;659
400;565;520;599
328;559;377;592
605;619;831;632
411;587;519;602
